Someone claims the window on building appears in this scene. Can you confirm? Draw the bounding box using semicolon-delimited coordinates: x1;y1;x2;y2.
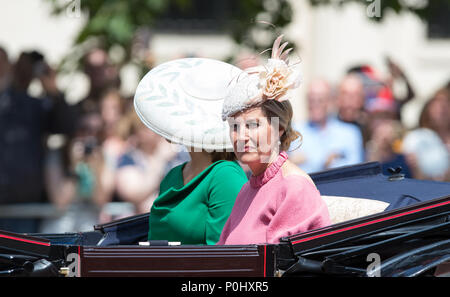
427;1;450;39
154;0;238;33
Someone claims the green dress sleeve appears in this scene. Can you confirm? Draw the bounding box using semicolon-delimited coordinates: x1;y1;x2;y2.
205;163;248;245
148;160;247;245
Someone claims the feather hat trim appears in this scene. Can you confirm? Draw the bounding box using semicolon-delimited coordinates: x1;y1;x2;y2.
222;35;301;120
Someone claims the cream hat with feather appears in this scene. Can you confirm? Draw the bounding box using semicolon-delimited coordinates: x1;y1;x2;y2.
134;58;244;151
222;35;302;120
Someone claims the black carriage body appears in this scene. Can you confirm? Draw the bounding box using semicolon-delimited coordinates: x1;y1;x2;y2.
1;162;449;277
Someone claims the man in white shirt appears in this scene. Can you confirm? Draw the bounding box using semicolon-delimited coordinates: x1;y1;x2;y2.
289;79;364;173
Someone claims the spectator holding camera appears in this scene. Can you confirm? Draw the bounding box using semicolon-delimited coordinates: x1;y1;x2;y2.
41;110;106;233
418;87;450;151
288;79;365;173
0;49;76;233
76;48;121;116
0;47;11;92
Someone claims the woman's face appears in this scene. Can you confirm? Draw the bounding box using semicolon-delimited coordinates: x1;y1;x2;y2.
100;93;122;126
228;107;281;165
428;93;449;129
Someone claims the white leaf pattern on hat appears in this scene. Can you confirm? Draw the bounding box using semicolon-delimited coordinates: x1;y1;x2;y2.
135;58;239;149
161;72;180;82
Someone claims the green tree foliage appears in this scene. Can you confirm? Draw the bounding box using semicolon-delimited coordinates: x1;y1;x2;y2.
46;0;293;73
46;0;447;74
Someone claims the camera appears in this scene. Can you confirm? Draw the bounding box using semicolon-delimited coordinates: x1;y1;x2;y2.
27;50;49;77
82;137;98;156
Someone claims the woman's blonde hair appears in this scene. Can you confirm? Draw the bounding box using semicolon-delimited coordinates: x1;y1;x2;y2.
260;99;302;152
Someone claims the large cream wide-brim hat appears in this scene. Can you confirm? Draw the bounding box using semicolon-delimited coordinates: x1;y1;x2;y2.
134;58;244;151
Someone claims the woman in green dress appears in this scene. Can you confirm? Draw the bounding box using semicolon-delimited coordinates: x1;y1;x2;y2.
148;150;247;245
134;58;248;245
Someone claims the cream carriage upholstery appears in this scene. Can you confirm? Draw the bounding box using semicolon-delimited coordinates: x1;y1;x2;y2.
321;196;389;225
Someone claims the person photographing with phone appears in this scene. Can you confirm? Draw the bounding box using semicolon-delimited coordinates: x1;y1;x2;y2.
0;49;77;233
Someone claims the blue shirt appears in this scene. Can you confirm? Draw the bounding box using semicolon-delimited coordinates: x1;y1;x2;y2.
289;116;364;173
0;87;75;204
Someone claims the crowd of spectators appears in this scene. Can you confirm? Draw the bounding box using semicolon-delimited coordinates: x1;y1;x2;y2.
288;60;449;183
0;44;448;234
0;46;188;233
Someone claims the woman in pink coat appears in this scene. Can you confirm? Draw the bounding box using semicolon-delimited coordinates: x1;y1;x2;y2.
217;36;331;245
